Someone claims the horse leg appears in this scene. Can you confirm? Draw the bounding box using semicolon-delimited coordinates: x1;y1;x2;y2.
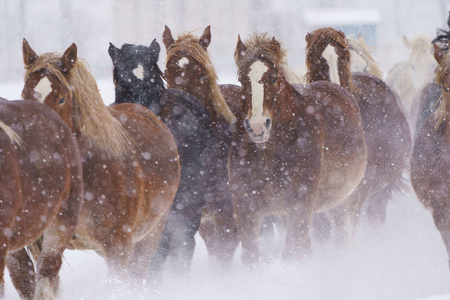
198;216;215;258
0;236;8;298
168;211;201;274
283;203;313;261
330;189;361;244
234;204;260;266
212;196;239;269
34;173;82;299
366;185;392;228
432;206;450;269
6;248;36;300
146;224;171;284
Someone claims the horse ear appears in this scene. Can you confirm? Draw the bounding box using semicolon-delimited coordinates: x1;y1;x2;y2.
403;36;410;48
434;43;446;65
305;33;312;43
271;37;280;48
199;25;211;50
357;33;363;41
235;35;247;63
108;42;120;63
150;39;161;61
22;38;38;66
58;43;77;73
162;25;175;50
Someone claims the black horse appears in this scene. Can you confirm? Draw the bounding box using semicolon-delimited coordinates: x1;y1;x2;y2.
109;40;212;282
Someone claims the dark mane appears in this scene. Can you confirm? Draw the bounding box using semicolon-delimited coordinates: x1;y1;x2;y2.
432;12;450;51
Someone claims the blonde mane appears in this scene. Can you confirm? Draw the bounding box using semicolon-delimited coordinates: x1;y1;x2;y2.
347;37;383;79
235;33;287;68
433;54;450;128
24;52;133;157
166;32;237;124
0;121;23;146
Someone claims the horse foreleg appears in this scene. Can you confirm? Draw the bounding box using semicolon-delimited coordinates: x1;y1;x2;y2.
432;206;450;270
283;203;313;262
212;201;239;269
129;230;162;284
0;237;7;299
33;227;67;300
235;207;260;266
6;248;36;300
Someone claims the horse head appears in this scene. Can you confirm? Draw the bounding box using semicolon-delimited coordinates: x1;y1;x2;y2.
109;40;165;107
22;38;77;131
235;34;293;144
305;28;352;88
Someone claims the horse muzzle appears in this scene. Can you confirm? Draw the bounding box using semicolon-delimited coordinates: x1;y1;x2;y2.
244;117;271;143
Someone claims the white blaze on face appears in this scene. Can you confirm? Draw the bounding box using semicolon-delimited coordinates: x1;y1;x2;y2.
34;77;52;103
248;60;269;127
132;64;145;80
177;57;189;68
322;44;340;85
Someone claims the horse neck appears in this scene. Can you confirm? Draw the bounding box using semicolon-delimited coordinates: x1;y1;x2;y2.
273;78;299;127
114;82;162;109
176;81;220;124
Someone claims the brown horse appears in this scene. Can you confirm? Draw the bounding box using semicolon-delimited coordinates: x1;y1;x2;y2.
230;33;367;265
162;25;241;267
0;100;83;299
21;39;180;282
411;44;450;269
304;28;411;228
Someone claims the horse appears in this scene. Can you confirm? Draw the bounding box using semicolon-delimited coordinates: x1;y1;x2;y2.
288;34;383;85
21;39;181;283
410;43;450;270
0;99;83;299
229;33;367;265
162;25;241;267
411;14;450;139
304;28;411;228
347;34;383;79
385;34;437;136
108;40;212;280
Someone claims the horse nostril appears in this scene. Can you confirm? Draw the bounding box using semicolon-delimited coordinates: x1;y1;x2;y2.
265;118;271;129
244;118;253;133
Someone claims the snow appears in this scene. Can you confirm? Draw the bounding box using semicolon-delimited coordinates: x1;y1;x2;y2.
3;191;450;299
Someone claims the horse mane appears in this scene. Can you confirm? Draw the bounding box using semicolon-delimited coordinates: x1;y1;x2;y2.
347;37;383;79
166;31;237;124
433;53;450;128
0;120;23;146
432;13;450;52
305;28;358;94
235;33;287;68
24;52;134;157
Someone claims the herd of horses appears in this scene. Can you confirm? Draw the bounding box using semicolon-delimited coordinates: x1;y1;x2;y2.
1;14;450;298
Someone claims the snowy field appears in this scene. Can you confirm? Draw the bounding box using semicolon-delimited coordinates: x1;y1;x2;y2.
1;79;450;299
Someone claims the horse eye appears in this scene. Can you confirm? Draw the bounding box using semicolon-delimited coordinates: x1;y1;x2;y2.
59;98;65;105
199;73;205;81
272;77;278;83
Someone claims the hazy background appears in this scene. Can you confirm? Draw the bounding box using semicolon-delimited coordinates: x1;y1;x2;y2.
2;1;450;299
0;0;448;88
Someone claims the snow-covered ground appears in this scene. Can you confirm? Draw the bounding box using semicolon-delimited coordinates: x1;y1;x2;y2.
1;80;450;299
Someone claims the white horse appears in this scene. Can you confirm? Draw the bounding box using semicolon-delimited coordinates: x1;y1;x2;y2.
385;35;437;135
